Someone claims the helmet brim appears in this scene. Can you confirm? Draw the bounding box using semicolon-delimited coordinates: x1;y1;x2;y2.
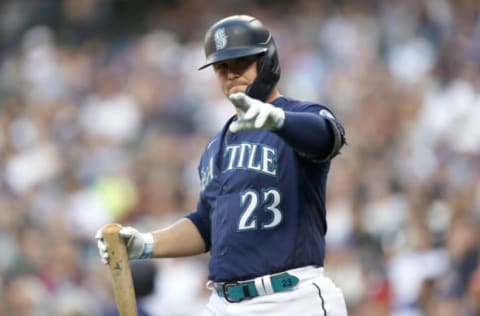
198;47;267;70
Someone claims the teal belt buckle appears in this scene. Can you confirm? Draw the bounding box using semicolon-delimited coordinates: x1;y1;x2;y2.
221;281;258;302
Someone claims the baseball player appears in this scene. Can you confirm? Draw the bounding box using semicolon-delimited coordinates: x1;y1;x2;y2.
97;15;348;315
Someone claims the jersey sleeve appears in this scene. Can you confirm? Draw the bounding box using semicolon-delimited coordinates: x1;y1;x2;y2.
185;196;212;252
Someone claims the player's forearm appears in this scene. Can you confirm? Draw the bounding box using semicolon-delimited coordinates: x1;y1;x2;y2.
151;218;206;258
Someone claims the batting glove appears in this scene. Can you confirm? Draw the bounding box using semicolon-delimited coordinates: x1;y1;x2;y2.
229;93;285;133
95;226;154;264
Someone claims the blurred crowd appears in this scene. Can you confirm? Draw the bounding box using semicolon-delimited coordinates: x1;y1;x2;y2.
0;0;479;315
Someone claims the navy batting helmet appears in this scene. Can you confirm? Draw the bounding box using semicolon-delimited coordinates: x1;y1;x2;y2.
199;15;281;102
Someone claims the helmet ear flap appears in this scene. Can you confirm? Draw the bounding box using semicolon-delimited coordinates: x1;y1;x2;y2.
246;40;281;101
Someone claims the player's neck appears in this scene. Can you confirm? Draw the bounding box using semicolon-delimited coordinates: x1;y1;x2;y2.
265;88;281;104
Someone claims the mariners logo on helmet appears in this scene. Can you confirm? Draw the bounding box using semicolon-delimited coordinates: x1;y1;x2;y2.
214;28;227;50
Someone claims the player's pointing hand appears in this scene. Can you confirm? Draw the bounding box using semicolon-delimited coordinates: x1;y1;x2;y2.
229;93;285;132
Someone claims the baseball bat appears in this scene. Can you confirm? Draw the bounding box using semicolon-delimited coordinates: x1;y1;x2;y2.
102;223;138;316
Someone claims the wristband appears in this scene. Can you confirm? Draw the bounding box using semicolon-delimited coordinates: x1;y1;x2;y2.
139;233;154;259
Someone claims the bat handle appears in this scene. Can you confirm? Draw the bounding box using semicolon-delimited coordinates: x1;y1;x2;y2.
102;223;139;316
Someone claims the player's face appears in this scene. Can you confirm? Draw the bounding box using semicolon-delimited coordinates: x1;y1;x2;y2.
213;55;259;96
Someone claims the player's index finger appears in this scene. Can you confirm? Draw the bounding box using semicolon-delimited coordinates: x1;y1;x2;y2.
229;93;250;111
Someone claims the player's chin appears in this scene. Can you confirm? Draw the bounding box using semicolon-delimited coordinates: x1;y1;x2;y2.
227;86;247;95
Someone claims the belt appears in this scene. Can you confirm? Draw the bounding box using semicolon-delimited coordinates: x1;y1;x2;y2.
215;272;299;303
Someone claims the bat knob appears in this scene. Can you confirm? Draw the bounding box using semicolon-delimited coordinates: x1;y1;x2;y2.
101;223;123;236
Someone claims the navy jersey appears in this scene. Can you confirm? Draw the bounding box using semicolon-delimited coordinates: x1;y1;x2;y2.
187;96;344;282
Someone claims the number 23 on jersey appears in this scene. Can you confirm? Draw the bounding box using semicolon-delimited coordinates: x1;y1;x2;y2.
237;188;283;231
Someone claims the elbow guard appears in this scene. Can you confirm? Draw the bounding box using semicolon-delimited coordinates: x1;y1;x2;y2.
319;109;346;161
